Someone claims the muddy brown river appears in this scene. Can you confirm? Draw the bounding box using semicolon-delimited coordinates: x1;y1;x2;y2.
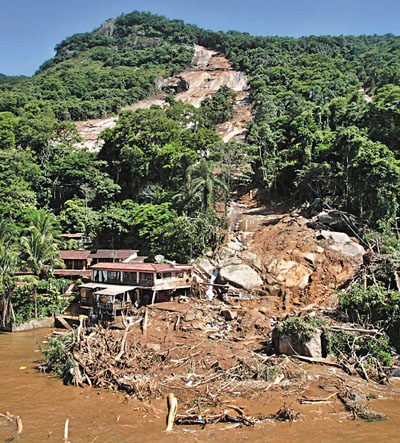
1;329;400;442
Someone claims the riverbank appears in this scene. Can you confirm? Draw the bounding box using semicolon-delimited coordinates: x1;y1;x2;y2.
2;326;400;441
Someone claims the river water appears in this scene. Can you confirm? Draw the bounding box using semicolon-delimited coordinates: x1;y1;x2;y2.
1;329;400;442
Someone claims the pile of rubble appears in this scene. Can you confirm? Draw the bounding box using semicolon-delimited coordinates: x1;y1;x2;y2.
196;206;367;314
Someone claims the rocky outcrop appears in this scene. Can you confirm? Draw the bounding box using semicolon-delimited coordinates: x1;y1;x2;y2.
317;230;365;264
75;45;251;151
155;76;189;94
314;210;359;235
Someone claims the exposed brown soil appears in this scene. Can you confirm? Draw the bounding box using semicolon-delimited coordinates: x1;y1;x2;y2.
48;297;397;434
249;215;362;312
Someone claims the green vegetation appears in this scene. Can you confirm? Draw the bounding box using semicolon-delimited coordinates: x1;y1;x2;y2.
327;329;394;368
1;12;400;233
275;316;319;341
1;11;400;333
339;282;400;351
0;211;72;327
41;332;76;380
12;278;72;325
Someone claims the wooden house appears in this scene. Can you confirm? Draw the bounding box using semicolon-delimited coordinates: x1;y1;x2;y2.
55;249;147;280
54;250;91;279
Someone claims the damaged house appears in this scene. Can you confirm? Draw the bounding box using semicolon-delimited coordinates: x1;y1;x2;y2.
79;262;193;320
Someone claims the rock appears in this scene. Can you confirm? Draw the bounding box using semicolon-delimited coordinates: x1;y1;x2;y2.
219;264;263;290
268;259;312;290
226;240;242;252
239;251;263;269
146;343;161;353
196;258;215;278
190;320;206;330
317;210;358;234
184;310;196;322
303;252;316;265
156;75;189;93
272;327;323;358
318;230;365;264
220;309;237;321
241;309;271;331
266;284;281;297
390;367;400;378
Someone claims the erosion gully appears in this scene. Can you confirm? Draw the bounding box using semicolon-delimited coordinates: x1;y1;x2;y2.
1;329;400;443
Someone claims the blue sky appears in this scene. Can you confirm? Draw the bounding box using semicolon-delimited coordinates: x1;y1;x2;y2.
1;0;400;76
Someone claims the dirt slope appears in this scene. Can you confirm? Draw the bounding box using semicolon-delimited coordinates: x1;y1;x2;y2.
75;46;251;151
197;193;365;315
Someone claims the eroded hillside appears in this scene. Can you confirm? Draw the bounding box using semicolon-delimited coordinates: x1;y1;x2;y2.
197;193;366;315
75;45;251;151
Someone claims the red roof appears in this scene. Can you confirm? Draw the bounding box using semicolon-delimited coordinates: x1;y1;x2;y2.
89;249;138;259
129;256;148;263
59;250;91;260
90;262;192;272
54;269;91;278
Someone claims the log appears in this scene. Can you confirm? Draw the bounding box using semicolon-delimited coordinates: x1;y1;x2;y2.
291;355;341;367
64;418;69;443
56;316;73;330
142;308;148;336
330;326;381;335
166;393;178;432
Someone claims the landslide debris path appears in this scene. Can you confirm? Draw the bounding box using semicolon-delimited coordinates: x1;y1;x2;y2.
75;46;251;151
197;192;366;315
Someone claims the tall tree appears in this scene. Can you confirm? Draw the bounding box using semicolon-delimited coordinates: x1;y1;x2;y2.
187;159;228;211
21;213;61;317
0;245;18;326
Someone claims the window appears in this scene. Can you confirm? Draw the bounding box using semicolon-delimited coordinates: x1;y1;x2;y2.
124;272;137;283
107;271;120;281
139;273;154;286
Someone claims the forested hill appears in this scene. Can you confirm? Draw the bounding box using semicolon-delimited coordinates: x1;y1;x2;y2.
0;11;400;263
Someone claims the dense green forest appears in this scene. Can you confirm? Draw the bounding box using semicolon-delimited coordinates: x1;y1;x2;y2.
0;11;400;325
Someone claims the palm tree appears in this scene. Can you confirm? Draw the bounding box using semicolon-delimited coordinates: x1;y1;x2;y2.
187;159;228;211
21;213;61;317
0;244;18;326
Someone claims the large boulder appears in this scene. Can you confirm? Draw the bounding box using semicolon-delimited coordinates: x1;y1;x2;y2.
156;75;189;94
272;327;323;358
220;264;263;290
318;230;365;264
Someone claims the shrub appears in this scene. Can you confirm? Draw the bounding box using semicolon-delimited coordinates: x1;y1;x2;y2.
42;332;75;381
276;317;318;341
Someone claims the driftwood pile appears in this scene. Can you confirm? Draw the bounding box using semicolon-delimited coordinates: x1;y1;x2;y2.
64;324;165;399
338;385;387;422
43;319;306;403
